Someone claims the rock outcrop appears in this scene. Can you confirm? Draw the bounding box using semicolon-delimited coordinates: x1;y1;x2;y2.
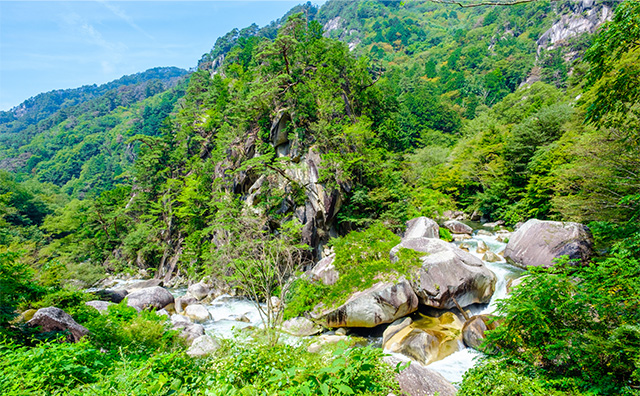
184;304;211;322
504;219;594;268
462;315;498;351
281;317;323;337
384;356;457;396
126;286;174;310
403;217;439;240
187;282;211;301
311;278;418;328
443;220;473;235
309;253;338;286
27;307;89;342
383;312;462;365
85;300;114;313
186;335;220;357
390;238;496;309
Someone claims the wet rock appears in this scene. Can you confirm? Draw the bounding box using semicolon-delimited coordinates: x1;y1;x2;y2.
403;217;439;240
483;220;505;229
443;220;473;235
452;233;472;241
188;282;210;301
384;356;457;396
175;295;198;314
382;312;462;365
309;254;338;286
504;219;594;268
187;335;220;357
235;314;251;323
482;251;502;263
126;286;174;311
476;240;489;254
184;304;211;322
390;238;496;309
281;317;322;336
462;315;498;351
27;307;89;342
310;278;418;328
85;300;114;313
476;230;493;236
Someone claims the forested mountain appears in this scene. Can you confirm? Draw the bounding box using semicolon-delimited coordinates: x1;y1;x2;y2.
0;67;188;196
1;1;639;395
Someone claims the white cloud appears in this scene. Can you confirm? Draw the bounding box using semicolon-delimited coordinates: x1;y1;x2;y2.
97;0;155;41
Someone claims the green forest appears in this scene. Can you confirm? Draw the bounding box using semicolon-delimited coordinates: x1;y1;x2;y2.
1;0;639;395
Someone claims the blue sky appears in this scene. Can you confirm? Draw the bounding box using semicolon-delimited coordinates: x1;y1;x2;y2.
0;1;324;111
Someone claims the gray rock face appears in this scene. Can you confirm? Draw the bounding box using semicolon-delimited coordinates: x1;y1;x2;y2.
175;295;198;314
187;282;210;301
443;220;473;235
281;317;323;337
172;321;205;343
390;238;496;309
309;254;338;286
403;217;439;240
124;278;163;292
311;278;419;328
94;288;128;303
184;304;211;322
126;286;174;310
504;219;594;268
85;300;114;313
186;335;220;357
27;307;89;342
462;315;497;351
384;356;457;396
482;251;502;263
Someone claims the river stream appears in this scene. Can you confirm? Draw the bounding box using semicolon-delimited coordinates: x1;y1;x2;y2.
101;229;521;385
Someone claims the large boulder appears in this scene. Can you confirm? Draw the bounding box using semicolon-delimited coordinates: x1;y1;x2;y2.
384;356;456;396
186;335;220;357
187;282;210;301
27;307;89;342
124;278;163;292
403;217;439;240
462;315;498;351
175;295;198;314
383;312;462;365
172;321;205;343
311;278;418;328
281;316;323;337
184;304;211;323
126;286;174;310
94;288;128;303
308;254;338;286
443;220;473;235
390;238;496;309
504;219;594;268
85;300;114;314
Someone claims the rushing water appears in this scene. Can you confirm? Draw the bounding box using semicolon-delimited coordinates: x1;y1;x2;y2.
422;231;523;384
100;228;522;385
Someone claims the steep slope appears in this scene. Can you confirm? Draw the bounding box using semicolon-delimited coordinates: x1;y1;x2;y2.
0;67;188;196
